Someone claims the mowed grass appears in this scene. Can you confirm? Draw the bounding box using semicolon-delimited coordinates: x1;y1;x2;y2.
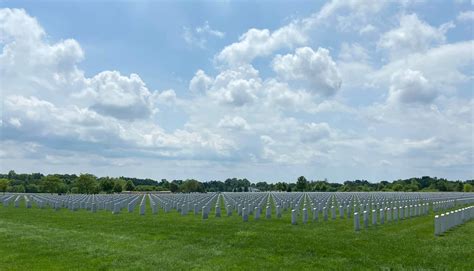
0;199;473;271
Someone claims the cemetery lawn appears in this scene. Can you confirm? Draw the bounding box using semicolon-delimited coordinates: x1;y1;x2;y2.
0;204;473;271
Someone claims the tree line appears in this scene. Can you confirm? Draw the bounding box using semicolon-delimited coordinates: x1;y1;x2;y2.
0;170;472;194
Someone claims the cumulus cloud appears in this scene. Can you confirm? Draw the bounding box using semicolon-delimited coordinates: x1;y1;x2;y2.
189;69;213;93
1;6;473;180
317;0;388;32
0;8;44;42
218;116;250;131
183;21;225;49
378;14;454;59
0;9;85;102
373;41;474;90
272;47;342;96
85;71;156;120
457;10;474;22
215;20;309;66
316;0;387;21
213;0;397;66
338;43;370;62
300;122;332;143
359;24;377;35
0;8;236;162
155;89;177;104
263;79;312;110
388;69;436;104
206;65;262;106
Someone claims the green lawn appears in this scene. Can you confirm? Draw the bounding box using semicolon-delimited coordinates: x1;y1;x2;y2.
0;201;473;270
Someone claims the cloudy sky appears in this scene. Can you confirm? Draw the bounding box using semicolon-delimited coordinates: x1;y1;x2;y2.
0;0;473;182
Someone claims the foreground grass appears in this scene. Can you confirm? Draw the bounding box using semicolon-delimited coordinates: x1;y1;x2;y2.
0;202;473;270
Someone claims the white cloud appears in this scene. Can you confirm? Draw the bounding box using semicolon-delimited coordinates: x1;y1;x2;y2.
317;0;388;32
372;41;474;90
0;8;236;163
183;21;224;49
378;14;454;59
213;0;396;66
85;71;156;120
388;69;436;104
272;47;342;96
359;24;377;35
218;116;250;131
8;118;21;128
215;22;308;66
0;8;44;42
0;9;85;103
338;42;370;62
155;89;177;104
1;6;473;181
300;122;332;143
189;69;213;93
196;21;225;38
263;79;312;110
206;65;262;106
316;0;386;21
457;10;474;22
2;95;235;159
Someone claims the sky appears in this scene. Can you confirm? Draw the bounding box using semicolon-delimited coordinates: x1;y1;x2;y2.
0;0;473;183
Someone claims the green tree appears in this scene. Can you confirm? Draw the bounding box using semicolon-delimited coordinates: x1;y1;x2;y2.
0;179;10;193
8;185;25;193
296;176;308;191
99;178;115;193
392;183;403;192
25;184;39;193
464;183;473;192
169;182;179;193
7;170;17;179
180;179;204;193
41;175;62;193
113;182;123;193
76;174;98;194
125;180;135;191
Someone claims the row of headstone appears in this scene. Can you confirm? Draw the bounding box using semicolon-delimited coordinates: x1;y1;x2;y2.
2;192;473;226
354;203;430;231
434;205;474;236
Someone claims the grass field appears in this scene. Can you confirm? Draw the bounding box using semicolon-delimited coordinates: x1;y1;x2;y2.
0;200;473;270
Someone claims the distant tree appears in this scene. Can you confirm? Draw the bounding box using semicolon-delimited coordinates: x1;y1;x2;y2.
25;184;39;193
295;176;308;191
392;183;403;192
125;180;135;191
8;185;25;193
7;170;17;179
0;179;10;193
99;178;115;193
76;174;98;194
255;182;269;191
134;185;153;191
159;179;170;189
41;175;62;193
180;179;204;193
244;186;249;192
464;183;473;192
169;182;179;193
113;182;123;193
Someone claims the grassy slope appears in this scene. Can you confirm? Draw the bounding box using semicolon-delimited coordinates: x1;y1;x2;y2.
0;199;473;271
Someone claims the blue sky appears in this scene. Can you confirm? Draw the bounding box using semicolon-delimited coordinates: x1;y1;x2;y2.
0;0;473;182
